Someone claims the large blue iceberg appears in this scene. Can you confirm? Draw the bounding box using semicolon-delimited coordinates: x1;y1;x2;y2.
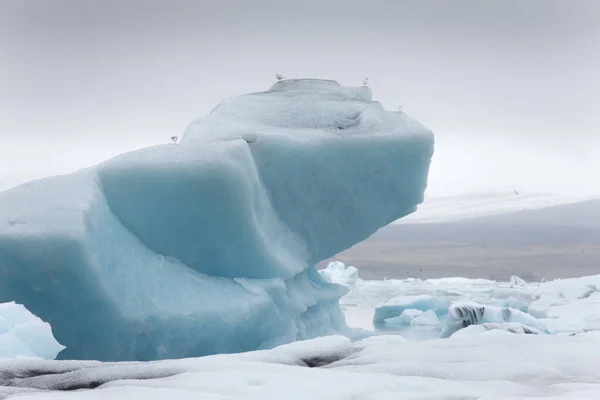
0;79;434;361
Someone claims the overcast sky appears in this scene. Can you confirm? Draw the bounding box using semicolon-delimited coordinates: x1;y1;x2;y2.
1;0;599;203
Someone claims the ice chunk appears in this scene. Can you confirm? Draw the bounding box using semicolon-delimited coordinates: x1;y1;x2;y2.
528;275;600;331
383;309;440;328
510;275;527;286
441;302;548;337
537;317;588;335
0;79;434;361
373;295;450;327
411;310;441;326
318;261;359;286
383;309;424;327
0;302;64;359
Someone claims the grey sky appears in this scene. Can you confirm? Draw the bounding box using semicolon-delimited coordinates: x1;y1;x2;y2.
1;0;599;199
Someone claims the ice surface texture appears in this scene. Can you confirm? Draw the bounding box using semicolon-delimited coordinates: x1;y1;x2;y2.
0;79;434;361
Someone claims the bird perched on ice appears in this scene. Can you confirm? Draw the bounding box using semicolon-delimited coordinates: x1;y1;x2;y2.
363;77;369;86
170;136;179;144
396;104;404;113
275;73;285;81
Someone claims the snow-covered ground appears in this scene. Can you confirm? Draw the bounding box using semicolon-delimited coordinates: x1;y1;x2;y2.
2;332;600;400
2;264;600;399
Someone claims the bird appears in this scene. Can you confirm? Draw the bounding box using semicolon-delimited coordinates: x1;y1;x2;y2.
275;73;285;81
397;104;404;113
171;136;178;144
363;77;369;86
513;190;519;195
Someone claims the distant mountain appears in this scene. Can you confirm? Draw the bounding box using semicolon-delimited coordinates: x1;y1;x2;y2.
367;221;600;247
462;199;600;228
398;191;584;223
365;198;600;246
371;200;600;247
322;199;600;281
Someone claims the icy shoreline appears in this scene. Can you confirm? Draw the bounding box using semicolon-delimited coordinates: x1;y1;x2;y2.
2;269;600;398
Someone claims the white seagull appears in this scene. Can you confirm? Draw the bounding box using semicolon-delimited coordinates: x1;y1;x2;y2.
275;73;285;81
171;136;179;144
363;77;369;86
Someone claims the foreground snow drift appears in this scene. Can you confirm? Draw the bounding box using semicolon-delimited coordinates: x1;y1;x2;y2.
0;79;434;361
2;333;600;399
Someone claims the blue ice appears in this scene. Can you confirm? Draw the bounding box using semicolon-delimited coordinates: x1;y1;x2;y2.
0;79;434;361
373;295;451;328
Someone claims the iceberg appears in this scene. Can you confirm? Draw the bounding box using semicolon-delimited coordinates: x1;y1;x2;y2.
373;295;450;327
510;275;528;287
410;309;441;326
528;275;600;332
0;79;434;361
384;309;440;328
318;261;359;286
0;302;64;359
441;302;548;337
382;309;425;327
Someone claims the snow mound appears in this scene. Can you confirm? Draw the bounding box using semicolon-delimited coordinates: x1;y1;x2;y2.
0;79;434;361
0;302;64;360
318;261;359;286
450;322;544;338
